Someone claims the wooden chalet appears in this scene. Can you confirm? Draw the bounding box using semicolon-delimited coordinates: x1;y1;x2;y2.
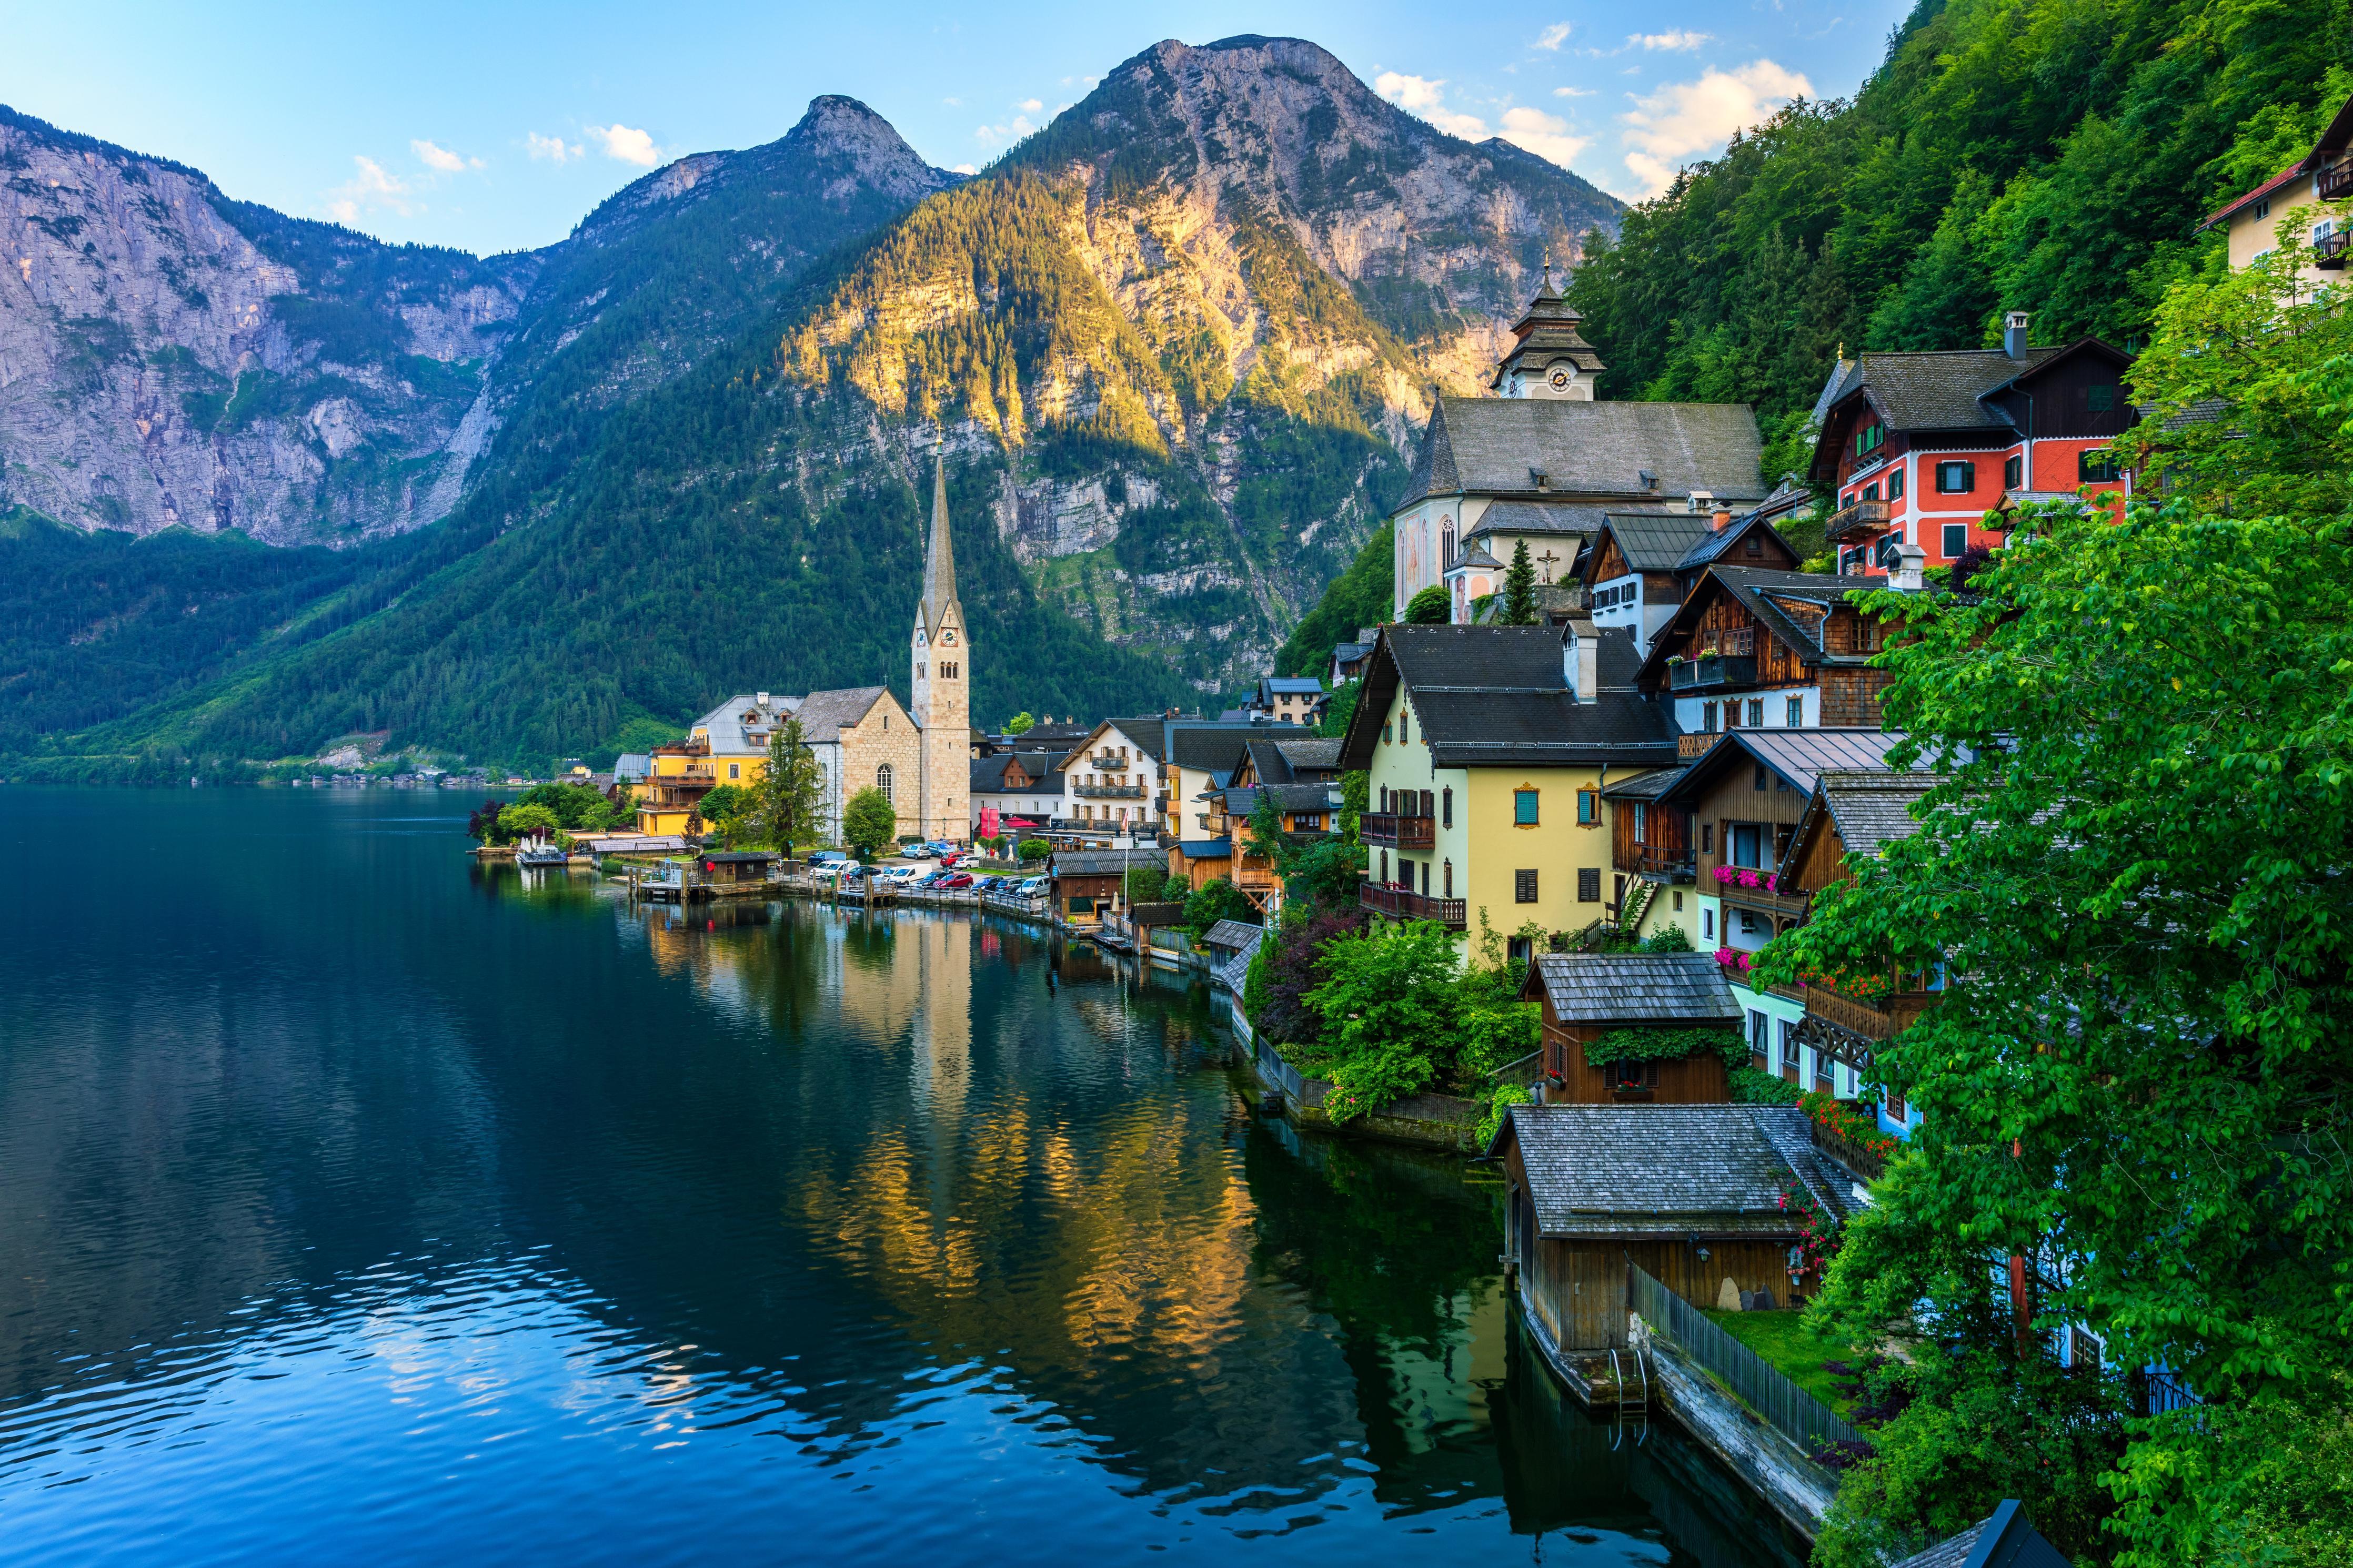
1522;953;1742;1101
1581;499;1803;657
1809;325;2135;575
1491;1104;1861;1351
1601;765;1695;931
1776;768;1945;1108
1047;847;1167;924
1635;565;1914;748
694;850;777;886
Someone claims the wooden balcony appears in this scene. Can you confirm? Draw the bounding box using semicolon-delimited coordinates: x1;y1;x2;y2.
1677;732;1724;758
2320;229;2351;270
1617;845;1694;879
1826;499;1893;540
1361;811;1436;849
1360;883;1466;929
1717;877;1812;923
1667;653;1759;691
2321;160;2353;200
1088;751;1127;769
1073;783;1145;798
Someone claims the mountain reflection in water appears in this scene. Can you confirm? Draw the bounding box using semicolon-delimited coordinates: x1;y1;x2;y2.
0;789;1806;1567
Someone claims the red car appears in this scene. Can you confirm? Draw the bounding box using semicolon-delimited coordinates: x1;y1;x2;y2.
936;872;976;888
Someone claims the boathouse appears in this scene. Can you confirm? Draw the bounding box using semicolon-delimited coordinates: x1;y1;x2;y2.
696;850;778;886
1048;848;1167;924
1491;1103;1857;1351
1522;952;1744;1103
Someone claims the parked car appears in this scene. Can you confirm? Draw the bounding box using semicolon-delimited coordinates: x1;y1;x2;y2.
1017;876;1049;897
901;843;936;859
808;850;849;866
936;873;975;889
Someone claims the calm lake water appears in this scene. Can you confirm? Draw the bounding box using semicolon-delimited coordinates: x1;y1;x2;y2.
0;788;1806;1567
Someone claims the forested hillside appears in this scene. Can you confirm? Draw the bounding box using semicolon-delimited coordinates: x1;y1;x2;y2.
1568;0;2349;470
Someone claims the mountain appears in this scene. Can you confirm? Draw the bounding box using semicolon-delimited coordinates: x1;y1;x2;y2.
1;38;1624;772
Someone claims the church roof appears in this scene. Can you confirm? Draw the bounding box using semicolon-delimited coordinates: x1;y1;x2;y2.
919;454;961;637
793;686;893;743
1403;397;1766;510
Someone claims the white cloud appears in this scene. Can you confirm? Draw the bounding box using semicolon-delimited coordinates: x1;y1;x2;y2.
1620;60;1811;195
975;115;1037;144
1498;105;1590;169
325;155;419;225
1373;72;1490;139
1060;74;1099;88
586;123;660;166
950;162;977;175
1628;29;1714;50
411;139;467;173
942;96;962;107
527;132;580;164
1554;86;1594;97
1017;98;1043;113
1535;22;1572;49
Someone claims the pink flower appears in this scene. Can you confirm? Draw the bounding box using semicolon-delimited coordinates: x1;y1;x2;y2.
1764;873;1778;893
1737;871;1761;888
1713;865;1735;885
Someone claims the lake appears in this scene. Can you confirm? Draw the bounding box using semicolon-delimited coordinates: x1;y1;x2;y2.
0;787;1807;1566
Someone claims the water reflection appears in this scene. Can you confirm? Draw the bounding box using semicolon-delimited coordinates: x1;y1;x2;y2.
0;790;1806;1567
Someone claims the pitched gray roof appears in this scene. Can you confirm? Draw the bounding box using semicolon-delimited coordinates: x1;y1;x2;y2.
1354;623;1677;769
1404;396;1766;509
1215;928;1263;991
1494;1104;1847;1236
1599;766;1686;801
1201;918;1264;950
1270;736;1343;773
971;752;1059;793
692;692;802;755
1846;348;2060;432
1657;730;1924;807
1598;510;1716;573
1528;952;1739;1023
1168;725;1263;771
793;686;891;743
1817;770;1938;858
1468;500;1631;539
1050;849;1168;878
1886;1501;2075;1568
613;753;652;780
1224;782;1343;815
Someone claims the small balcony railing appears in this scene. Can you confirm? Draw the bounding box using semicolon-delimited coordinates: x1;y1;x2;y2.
1360;812;1435;849
1089;752;1128;769
2318;229;2351;270
1359;883;1466;929
1677;732;1724;758
1826;499;1892;540
2319;160;2353;200
1073;783;1145;798
1617;845;1694;879
1667;653;1759;691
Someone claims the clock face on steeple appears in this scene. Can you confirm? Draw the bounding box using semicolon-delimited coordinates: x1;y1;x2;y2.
1548;367;1572;392
941;630;957;646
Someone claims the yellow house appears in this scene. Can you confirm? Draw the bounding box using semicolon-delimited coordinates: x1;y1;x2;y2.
1335;622;1680;960
2202;95;2353;278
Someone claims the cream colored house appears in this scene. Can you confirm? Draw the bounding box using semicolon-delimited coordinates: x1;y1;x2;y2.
2203;97;2353;279
1335;621;1681;959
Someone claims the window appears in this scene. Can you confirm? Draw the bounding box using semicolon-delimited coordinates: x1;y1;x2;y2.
1441;787;1453;828
1703;701;1718;733
1701;824;1714;854
1382;723;1393;744
1632;802;1648;840
2079;449;2121;483
1420;861;1431;896
1746;699;1764;728
729;763;740;780
917;664;926;681
1744;533;1763;557
1786;696;1804;727
1703;908;1715;939
1885;1081;1907;1121
1739;910;1764;936
1576;788;1600;825
1779;1020;1800;1073
1730;823;1762;868
1577;867;1601;902
1863;483;1880;502
1887;468;1905;500
1672;891;1683;912
1401;710;1411;744
1069;895;1092;915
1515;789;1541;825
2255;197;2270;220
1516;868;1540;904
1293;814;1323;831
1750;1010;1769;1067
1853;422;1885;456
2004;454;2023;489
1936;460;1975;494
1379;849;1389;883
1753;762;1769;792
876;763;894;802
1611;1057;1656;1091
2087;384;2115;413
1725;701;1741;730
1943;522;1969;558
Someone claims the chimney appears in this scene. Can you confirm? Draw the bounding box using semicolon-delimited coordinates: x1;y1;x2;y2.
1562;619;1599;703
2003;310;2030;360
1712;505;1732;532
1890;542;1927;593
756;692;770;709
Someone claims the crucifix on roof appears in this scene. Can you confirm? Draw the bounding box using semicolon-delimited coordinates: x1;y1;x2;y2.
1536;548;1561;583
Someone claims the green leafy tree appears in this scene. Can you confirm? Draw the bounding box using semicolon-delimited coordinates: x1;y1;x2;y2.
496;803;560;841
1123;864;1166;906
1016;837;1052;862
1297;920;1465;1120
840;787;898;861
1403;584;1449;624
695;783;749;845
1316;678;1362;738
1182;877;1257;938
1160;874;1189;902
1274;520;1392;676
750;716;827;855
1004;712;1035;735
1500;538;1537;625
1759;355;2353;1561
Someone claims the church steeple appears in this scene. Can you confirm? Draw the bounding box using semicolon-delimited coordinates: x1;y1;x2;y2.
919;453;961;636
1493;258;1606;400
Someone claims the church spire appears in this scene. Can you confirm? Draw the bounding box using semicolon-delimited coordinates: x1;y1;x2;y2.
921;452;960;635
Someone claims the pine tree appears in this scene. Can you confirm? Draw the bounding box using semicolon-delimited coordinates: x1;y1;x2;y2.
1502;539;1538;625
751;716;828;855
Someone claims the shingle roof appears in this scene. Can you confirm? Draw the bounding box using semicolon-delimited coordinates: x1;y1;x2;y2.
1847;348;2060;432
1224;781;1343;814
1886;1500;2076;1568
1599;765;1686;801
1215;928;1263;991
971;752;1059;792
1167;725;1264;771
1817;769;1938;858
692;692;802;755
1598;510;1716;572
1404;396;1766;509
1454;537;1504;569
793;686;892;743
1527;952;1740;1023
1050;849;1168;878
1494;1105;1841;1236
1657;729;1923;806
1468;500;1631;539
1341;623;1679;770
1270;736;1343;773
1201;918;1264;950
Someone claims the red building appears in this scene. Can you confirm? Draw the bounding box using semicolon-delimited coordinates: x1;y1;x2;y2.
1808;313;2136;574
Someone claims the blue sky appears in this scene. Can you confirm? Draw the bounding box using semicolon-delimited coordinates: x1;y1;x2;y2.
0;0;1907;256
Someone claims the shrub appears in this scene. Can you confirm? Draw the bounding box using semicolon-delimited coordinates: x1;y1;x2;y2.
1403;584;1449;623
1016;837;1052;862
1640;922;1694;953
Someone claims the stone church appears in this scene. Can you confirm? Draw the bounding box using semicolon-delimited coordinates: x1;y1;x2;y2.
907;454;970;844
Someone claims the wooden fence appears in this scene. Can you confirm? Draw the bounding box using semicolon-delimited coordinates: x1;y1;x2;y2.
1627;1264;1868;1460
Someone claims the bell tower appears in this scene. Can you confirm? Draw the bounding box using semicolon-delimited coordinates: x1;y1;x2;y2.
1491;260;1606;401
910;453;970;842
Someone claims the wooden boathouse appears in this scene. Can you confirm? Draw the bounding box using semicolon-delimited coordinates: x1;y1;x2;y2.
1490;1103;1858;1352
1523;952;1744;1103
